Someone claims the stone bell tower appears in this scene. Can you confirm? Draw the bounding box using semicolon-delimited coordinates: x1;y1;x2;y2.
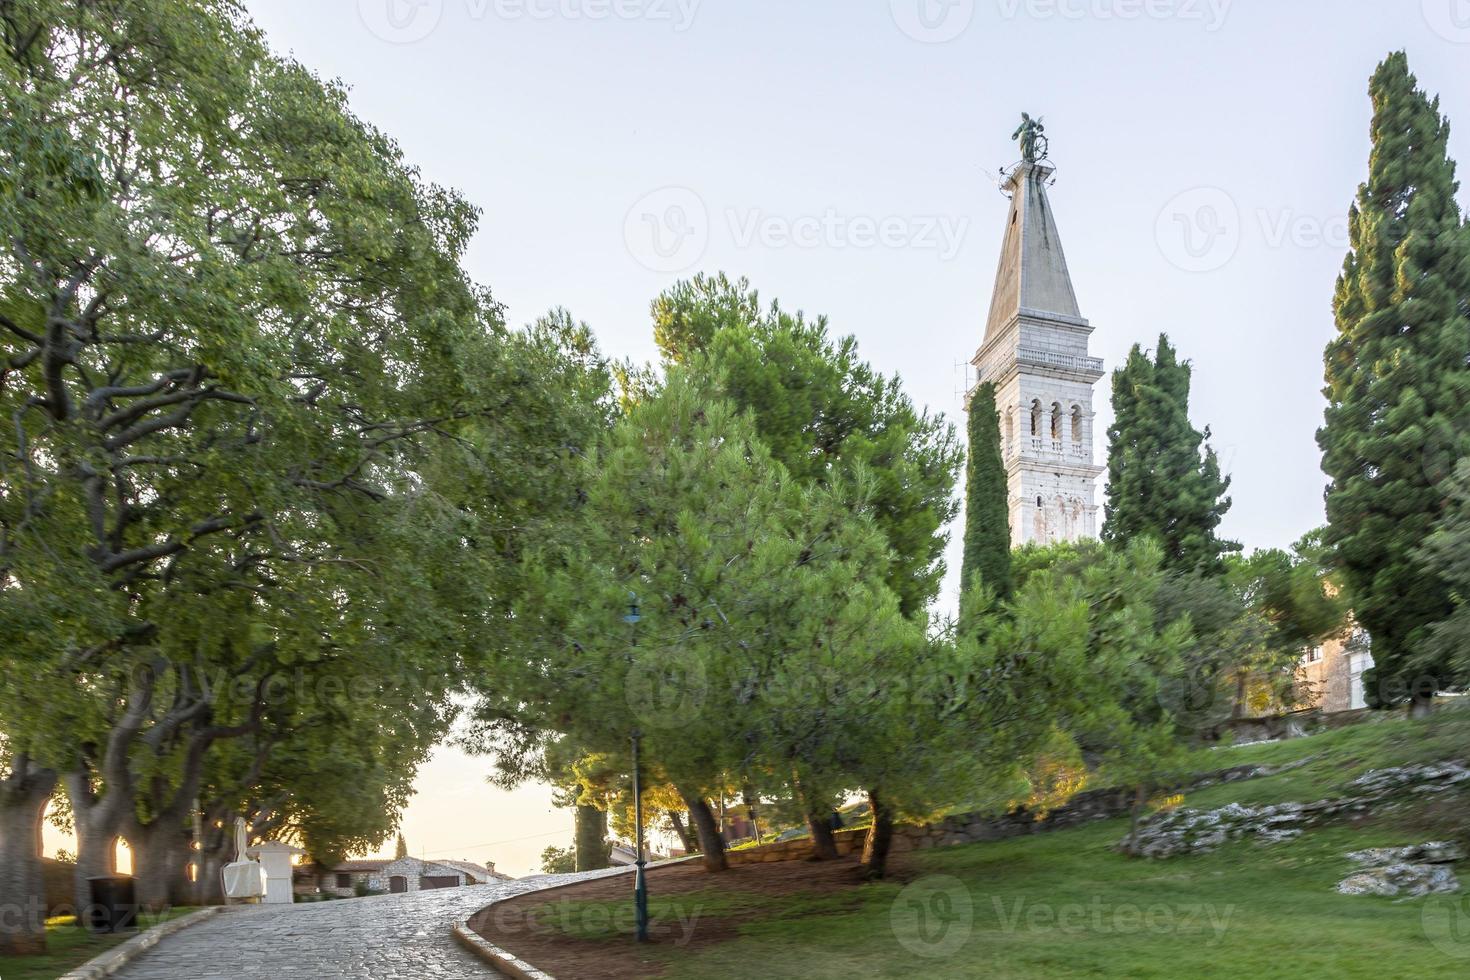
971;121;1105;547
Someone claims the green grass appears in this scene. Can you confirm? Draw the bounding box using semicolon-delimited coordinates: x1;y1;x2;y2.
2;909;197;980
540;708;1470;978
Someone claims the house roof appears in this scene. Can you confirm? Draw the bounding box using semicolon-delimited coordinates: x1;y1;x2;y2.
325;859;387;873
438;860;490;881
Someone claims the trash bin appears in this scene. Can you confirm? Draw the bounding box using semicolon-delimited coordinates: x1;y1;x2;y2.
86;875;139;934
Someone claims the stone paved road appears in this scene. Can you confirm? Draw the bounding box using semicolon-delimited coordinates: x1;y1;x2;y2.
113;868;631;979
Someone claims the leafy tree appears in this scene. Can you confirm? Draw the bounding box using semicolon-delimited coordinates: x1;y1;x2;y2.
961;381;1013;607
1415;460;1470;688
0;0;593;922
653;273;963;619
1319;52;1470;714
1103;335;1237;573
539;845;578;874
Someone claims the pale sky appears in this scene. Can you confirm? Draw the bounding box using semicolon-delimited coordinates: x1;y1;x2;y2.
47;1;1469;878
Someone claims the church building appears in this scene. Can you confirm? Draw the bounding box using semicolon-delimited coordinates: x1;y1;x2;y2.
971;137;1105;548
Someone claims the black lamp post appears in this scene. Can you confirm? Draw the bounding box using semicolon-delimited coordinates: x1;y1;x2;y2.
624;595;649;943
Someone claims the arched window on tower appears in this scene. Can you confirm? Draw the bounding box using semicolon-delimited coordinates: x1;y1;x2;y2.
1071;406;1084;457
1029;400;1042;444
1005;409;1015;457
1050;402;1063;452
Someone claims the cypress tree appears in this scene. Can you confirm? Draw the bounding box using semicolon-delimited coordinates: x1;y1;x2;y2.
1318;52;1470;714
961;382;1012;604
1102;335;1237;573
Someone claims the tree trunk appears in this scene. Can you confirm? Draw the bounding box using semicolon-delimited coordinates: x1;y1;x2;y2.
0;761;56;956
860;789;894;880
574;804;609;872
667;810;699;855
66;774;123;921
1230;669;1249;720
128;819;192;912
1124;783;1150;856
679;792;727;872
806;809;841;861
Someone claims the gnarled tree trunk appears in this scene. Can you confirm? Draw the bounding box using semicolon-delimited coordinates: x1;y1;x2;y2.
679;791;727;872
859;789;894;880
65;772;125;921
0;759;56;955
127;817;193;911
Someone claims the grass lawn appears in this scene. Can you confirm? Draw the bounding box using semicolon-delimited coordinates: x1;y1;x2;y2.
489;708;1470;978
2;909;198;980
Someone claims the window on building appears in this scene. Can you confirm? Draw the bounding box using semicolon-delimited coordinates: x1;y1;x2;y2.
1050;402;1062;440
1071;405;1083;444
1030;400;1042;436
336;873;350;889
1305;647;1324;664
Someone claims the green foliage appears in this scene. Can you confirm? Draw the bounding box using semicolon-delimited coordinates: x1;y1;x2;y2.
1319;51;1470;706
539;845;578;875
1416;460;1470;685
652;273;963;618
1102;335;1237;573
960;383;1012;609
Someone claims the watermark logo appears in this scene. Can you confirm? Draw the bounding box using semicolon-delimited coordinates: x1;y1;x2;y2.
1423;0;1470;43
726;209;969;260
1156;187;1240;273
996;0;1231;31
891;875;974;958
359;0;445;44
625;648;709;728
1422;894;1470;958
624;187;709;273
891;0;977;43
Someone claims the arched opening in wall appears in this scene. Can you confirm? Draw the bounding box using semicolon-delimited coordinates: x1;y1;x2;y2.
1030;400;1042;437
1071;405;1083;445
1036;496;1044;509
1005;410;1014;455
1050;403;1062;440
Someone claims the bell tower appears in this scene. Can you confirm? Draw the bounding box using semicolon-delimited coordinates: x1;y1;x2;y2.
971;122;1105;548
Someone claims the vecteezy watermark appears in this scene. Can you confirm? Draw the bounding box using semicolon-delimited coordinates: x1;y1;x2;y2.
1422;0;1470;43
1155;187;1241;273
358;0;701;43
726;209;970;261
890;0;977;43
992;896;1236;944
359;0;445;43
891;875;975;958
624;187;710;274
488;895;705;944
1423;894;1470;959
625;647;709;729
998;0;1231;30
624;188;970;272
1156;187;1350;272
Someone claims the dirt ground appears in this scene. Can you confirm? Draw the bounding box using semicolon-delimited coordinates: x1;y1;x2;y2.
468;854;914;979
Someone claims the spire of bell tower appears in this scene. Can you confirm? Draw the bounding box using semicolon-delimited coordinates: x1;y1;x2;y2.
982;161;1083;345
970;115;1105;548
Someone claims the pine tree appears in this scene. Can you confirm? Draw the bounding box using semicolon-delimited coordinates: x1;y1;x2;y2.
961;382;1013;605
394;834;408;860
1102;335;1237;573
1319;52;1470;714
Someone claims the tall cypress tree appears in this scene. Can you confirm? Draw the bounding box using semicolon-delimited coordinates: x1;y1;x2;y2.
1319;52;1470;713
1102;335;1236;573
961;382;1012;605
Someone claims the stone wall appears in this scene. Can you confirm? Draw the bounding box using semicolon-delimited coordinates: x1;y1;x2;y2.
726;765;1278;867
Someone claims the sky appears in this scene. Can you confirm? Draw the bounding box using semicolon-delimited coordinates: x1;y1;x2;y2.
47;0;1466;879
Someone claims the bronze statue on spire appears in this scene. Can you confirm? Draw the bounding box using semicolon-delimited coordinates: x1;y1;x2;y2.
1012;113;1048;163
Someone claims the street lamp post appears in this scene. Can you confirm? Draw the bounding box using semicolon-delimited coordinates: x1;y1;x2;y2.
624;595;649;943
